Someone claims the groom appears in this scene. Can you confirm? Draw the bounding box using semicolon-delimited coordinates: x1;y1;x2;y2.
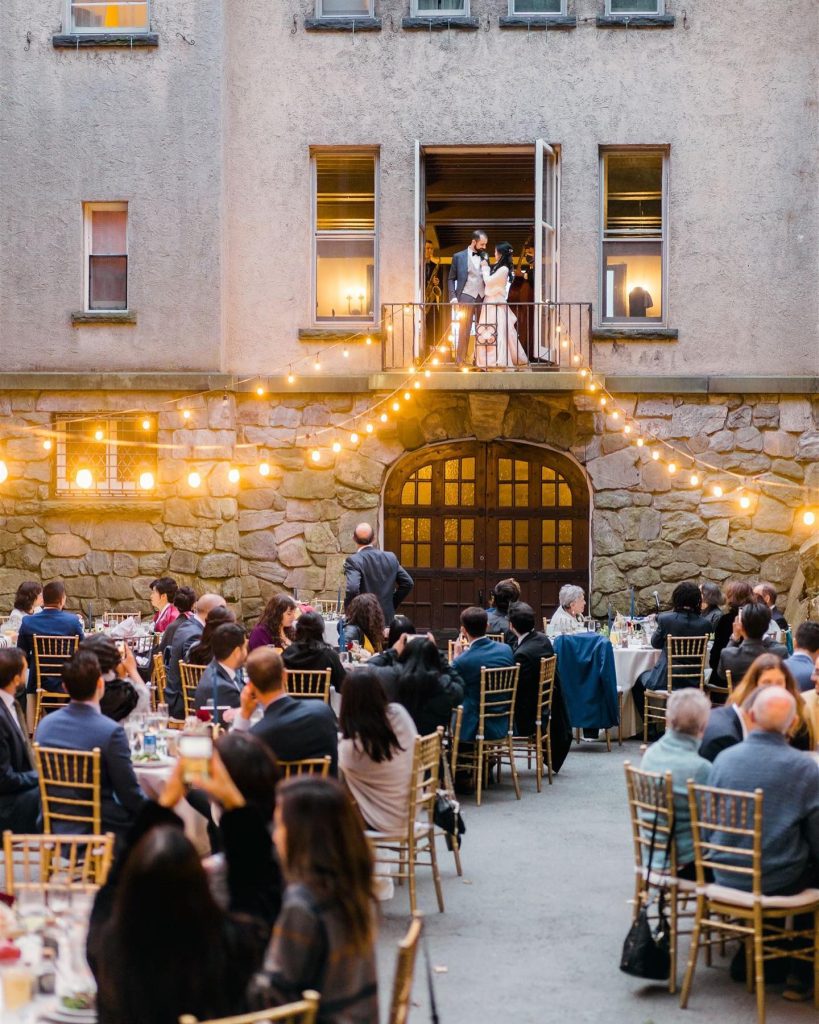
448;230;488;366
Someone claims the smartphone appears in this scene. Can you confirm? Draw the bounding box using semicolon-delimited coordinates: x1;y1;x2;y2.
178;734;213;783
114;639;126;657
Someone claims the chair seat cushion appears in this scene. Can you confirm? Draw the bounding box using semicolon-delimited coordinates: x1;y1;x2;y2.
645;869;697;892
705;883;819;910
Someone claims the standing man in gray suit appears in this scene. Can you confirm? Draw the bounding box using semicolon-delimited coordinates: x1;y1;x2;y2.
448;229;488;366
343;523;413;626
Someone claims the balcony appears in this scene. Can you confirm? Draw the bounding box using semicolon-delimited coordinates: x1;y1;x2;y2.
381;301;592;372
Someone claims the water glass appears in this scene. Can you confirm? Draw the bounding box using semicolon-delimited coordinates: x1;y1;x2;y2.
0;965;34;1016
157;703;169;729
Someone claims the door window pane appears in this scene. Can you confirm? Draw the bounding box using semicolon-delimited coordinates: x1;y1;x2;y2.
71;2;149;30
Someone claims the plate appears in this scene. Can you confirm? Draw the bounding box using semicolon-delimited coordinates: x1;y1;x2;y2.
41;1009;97;1023
130;757;173;769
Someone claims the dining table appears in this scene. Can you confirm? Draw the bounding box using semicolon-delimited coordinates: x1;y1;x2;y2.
611;643;661;740
132;759;211;857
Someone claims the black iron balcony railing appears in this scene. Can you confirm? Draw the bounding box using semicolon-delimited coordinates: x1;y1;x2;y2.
381;301;592;372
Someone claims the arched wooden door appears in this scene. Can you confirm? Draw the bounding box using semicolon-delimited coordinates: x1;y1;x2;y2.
384;441;590;635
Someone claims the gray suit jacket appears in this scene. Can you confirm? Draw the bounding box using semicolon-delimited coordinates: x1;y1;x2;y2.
716;637;788;687
447;248;485;302
343;545;413;626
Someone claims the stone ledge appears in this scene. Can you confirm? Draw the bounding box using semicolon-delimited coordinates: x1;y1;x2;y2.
593;327;678;341
370;370;583;391
605;375;819;395
52;32;159;48
0;372;232;391
71;310;137;326
498;14;577;29
595;14;675;28
304;17;382;31
298;328;382;342
401;16;480;30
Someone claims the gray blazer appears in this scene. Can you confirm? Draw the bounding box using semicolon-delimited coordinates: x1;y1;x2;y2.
343;545;413;626
447;248;485;302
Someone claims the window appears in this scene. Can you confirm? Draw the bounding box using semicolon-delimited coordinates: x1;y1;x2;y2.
510;0;565;14
55;416;158;495
317;0;373;14
69;1;149;32
84;203;128;311
600;150;666;324
313;151;377;322
606;0;663;13
412;0;469;15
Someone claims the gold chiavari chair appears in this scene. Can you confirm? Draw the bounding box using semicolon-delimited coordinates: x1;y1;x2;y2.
624;762;695;995
542;616;549;633
152;653;167;708
680;783;819;1022
0;615;11;629
643;635;709;742
452;664;521;806
446;634;506;662
105;611;142;624
311;600;340;616
34;687;72;728
367;729;445;914
707;667;734;705
179;991;320;1024
33;745;102;835
285;668;331;703
2;831;114;897
180;662;207;718
32;634;79;703
486;632;505;643
510;656;556;791
388;913;423;1024
278;756;332;780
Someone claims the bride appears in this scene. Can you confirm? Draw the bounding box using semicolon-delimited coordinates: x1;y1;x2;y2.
475;242;528;369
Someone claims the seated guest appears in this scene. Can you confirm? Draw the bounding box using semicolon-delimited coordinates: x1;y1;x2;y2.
6;581;43;635
486;578;521;634
18;580;84;695
801;652;819;747
88;753;277;1024
194;623;248;718
367;615;416;669
753;580;788;632
80;635;149;722
248;777;377;1021
343;593;386;654
338;669;416;835
709;687;819;1000
451;607;515;743
715;600;788;687
187;606;237;666
784;621;819;691
233;647;338;774
248;594;297;652
392;637;463;736
640;689;712;877
34;650;146;838
631;581;712;722
0;649;40;833
699;582;724;629
149;576;179;634
158;586;196;655
165;593;226;720
508;602;572;774
546;584;587;637
709;580;754;672
283;611;345;694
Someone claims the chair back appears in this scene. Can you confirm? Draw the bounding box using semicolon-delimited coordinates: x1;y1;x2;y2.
125;634;156;658
152;653;167;706
542;616;549;633
32;634;79;692
311;600;339;616
486;632;505;643
665;635;708;692
2;831;114;897
178;991;321;1024
180;662;207;717
0;615;11;629
278;756;332;780
105;612;141;624
623;762;677;879
724;669;734;696
285;668;331;703
406;729;443;829
478;665;520;739
33;744;102;835
34;687;72;727
388;913;423;1024
687;782;763;893
537;655;557;726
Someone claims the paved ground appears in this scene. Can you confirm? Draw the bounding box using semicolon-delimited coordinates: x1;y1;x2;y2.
376;739;816;1024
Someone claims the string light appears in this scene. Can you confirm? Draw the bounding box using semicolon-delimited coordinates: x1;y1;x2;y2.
636;437;644;447
310;449;321;463
623;424;631;434
187;471;202;489
424;370;431;378
76;468;93;489
287;373;296;385
572;354;581;365
379;412;388;423
343;349;349;359
403;392;411;401
0;461;8;484
589;383;597;393
313;359;321;372
255;384;265;397
611;410;619;420
738;493;751;510
350;431;359;445
391;401;400;413
141;418;152;431
258;462;270;477
804;510;816;526
413;380;421;389
599;397;607;407
690;473;699;486
712;484;723;498
366;336;373;345
461;366;470;374
667;462;677;475
408;366;416;375
139;471;155;490
579;368;588;378
331;441;341;453
432;357;440;367
94;428;104;442
652;450;660;461
227;467;240;484
182;409;191;421
43;439;52;451
365;423;374;434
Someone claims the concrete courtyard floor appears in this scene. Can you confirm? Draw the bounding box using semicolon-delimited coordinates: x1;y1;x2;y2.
376;739;816;1024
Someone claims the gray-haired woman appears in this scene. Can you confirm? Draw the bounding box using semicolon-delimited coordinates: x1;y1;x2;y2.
546;585;587;637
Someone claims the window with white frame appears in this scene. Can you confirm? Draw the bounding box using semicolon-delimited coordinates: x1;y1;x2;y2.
412;0;469;15
84;203;128;311
313;151;377;323
55;416;158;495
69;1;150;32
600;150;667;324
317;0;373;15
511;0;565;14
606;0;664;14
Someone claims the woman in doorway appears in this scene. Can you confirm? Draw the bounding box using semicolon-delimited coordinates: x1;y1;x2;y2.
476;243;528;369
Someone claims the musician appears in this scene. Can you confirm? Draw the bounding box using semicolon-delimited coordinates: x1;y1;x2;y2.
424;241;444;359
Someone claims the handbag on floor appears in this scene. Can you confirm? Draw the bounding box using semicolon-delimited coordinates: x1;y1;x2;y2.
619;812;671;980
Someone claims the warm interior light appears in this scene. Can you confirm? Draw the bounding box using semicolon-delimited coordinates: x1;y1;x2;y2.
76;468;93;489
311;450;321;463
461;366;470;374
712;484;723;498
803;510;816;526
332;441;341;453
413;380;421;389
366;336;373;345
432;357;440;367
424;370;431;378
256;386;265;397
611;410;619;419
139;471;155;490
0;461;8;484
259;462;270;477
589;383;597;393
403;392;411;401
188;471;202;489
287;374;296;384
636;437;644;447
227;468;240;484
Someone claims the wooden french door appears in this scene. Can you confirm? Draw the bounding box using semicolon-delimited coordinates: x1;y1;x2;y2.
384;441;589;636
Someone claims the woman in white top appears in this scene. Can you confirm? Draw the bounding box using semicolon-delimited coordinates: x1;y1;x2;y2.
4;581;43;636
338;668;417;835
547;584;588;637
475;243;528;369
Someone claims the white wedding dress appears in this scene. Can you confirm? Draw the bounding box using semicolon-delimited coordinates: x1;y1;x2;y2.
475;265;528;368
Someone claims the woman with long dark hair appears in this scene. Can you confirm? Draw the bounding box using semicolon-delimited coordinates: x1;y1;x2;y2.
248;594;297;652
728;653;814;750
709;580;755;672
394;637;464;736
187;606;237;665
475;242;527;368
344;593;386;654
249;777;378;1022
6;581;43;633
282;610;345;692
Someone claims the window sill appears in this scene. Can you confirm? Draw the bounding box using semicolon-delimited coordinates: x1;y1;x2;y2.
304;17;381;31
401;16;480;30
595;14;675;28
593;327;678;341
71;310;137;326
498;15;577;29
299;327;381;342
53;32;159;48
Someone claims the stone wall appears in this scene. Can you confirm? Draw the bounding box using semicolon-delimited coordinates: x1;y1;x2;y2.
0;389;816;621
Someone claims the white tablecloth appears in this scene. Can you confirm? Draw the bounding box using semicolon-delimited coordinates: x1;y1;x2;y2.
613;645;661;740
134;763;211;857
323;619;341;649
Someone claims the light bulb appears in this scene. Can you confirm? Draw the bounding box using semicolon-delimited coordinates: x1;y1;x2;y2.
182;409;191;420
75;468;93;489
636;437;644;447
739;494;751;510
579;368;588;378
43;439;52;451
392;401;400;413
310;450;320;463
600;397;607;406
259;462;270;477
623;424;631;434
332;441;341;453
343;349;349;358
139;471;155;490
0;461;8;484
803;510;816;526
350;432;359;445
589;383;597;393
572;354;581;365
413;380;421;389
712;485;723;498
228;467;240;484
561;338;568;348
287;373;295;384
424;370;431;378
380;413;388;423
94;429;104;442
690;473;699;486
611;410;619;420
403;392;411;401
188;471;201;489
408;366;416;375
365;423;374;434
667;462;677;475
366;336;373;345
652;450;660;461
313;360;321;372
432;357;440;367
255;385;265;397
141;418;151;431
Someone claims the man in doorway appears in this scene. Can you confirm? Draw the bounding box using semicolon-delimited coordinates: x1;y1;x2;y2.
343;523;414;627
448;230;488;367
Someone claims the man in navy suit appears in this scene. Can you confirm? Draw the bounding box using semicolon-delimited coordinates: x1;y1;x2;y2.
0;649;40;832
232;647;338;775
194;623;248;723
18;580;84;695
165;592;226;719
35;649;146;838
451;606;515;743
343;523;414;627
447;230;488;366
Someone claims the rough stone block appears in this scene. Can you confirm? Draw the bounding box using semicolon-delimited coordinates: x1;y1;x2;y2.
238;510;286;533
67;578;98;599
796;432;819;461
269;406;302;428
659;561;703;582
238;488;285;511
6;544;46;571
669;404;726;438
273;522;304;544
468;394;511;441
46;534;89;557
675;540;759;573
87;522;165;552
728;531;792;556
639;460;671;493
164;526;215;554
198;553;238;578
280;471;336;500
620;507;662;542
238;531;278;560
336;485;379;510
726;407;752;429
752;495;794;534
734;426;763;452
587;448;640;491
98;576;136;601
284;566;326;592
779;399;812;433
162;498;199;527
716;452;771;474
22;526;48;546
660;511;706;544
39;557;82;577
601;434;630;455
752;403;780;428
285;499;338;524
113;553;139;577
593;562;626;594
592;492;633;510
139;553;170;575
769;460;804;482
246;561;288;585
759;550;800;590
707;520;730;545
333;454;384;493
213;522;239;551
652;492;700;511
278;538;311;567
612;551;647;572
763;432;798;458
207;395;235;430
304;521;340;554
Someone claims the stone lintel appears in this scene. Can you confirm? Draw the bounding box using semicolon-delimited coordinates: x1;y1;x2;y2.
401;16;480;30
53;33;159;48
304;17;382;31
593;328;678;341
595;14;675;28
498;15;577;29
71;310;137;326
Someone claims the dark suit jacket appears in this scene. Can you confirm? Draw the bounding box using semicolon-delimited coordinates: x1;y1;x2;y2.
35;701;146;837
251;695;339;775
451;637;515;742
18;608;85;692
194;660;244;719
0;695;40;832
710;607;739;671
716;637;789;687
343;545;413;626
447;248;485;302
511;631;572;774
165;616;204;719
644;610;712;691
699;704;744;762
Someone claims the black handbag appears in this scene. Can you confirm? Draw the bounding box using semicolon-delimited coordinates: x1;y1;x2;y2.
433;791;466;851
619;812;671;981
